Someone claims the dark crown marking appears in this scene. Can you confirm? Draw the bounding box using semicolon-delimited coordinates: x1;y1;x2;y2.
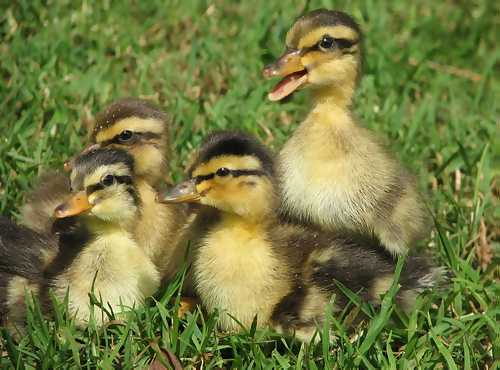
289;9;361;48
73;147;135;174
92;98;167;139
189;131;275;176
72;148;135;192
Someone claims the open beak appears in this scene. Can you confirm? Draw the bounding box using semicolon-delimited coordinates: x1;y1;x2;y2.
156;179;201;204
53;191;92;218
262;49;308;101
63;143;101;172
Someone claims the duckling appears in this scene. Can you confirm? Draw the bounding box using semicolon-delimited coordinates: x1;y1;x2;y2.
19;98;187;281
158;131;444;341
84;98;187;279
49;147;160;324
69;97;171;186
21;98;171;233
18;171;71;235
263;10;430;255
2;148;160;327
0;216;53;329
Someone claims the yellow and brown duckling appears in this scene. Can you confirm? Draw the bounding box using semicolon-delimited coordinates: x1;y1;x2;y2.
158;131;444;341
1;148;160;327
21;97;172;234
68;97;172;186
263;10;430;256
0;217;54;329
20;98;187;281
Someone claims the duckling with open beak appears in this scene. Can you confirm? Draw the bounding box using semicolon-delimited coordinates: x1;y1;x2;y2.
263;10;430;256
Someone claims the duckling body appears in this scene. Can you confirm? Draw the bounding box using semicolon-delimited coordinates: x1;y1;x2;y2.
160;131;443;340
50;147;160;325
279;103;426;253
48;220;159;324
195;216;290;330
264;10;430;255
133;179;188;281
2;148;160;327
0;216;50;327
19;98;188;282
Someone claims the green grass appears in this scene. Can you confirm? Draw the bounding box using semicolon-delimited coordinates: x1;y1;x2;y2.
0;0;498;368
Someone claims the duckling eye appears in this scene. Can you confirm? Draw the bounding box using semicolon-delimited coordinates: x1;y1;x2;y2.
101;174;115;187
319;35;335;50
118;130;133;142
216;167;230;177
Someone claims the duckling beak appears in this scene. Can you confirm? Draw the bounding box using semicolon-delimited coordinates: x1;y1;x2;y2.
54;191;92;218
263;49;308;101
63;143;101;172
157;179;201;204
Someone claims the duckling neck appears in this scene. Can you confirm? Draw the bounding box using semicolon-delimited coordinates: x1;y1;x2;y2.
311;79;356;111
84;218;132;238
218;211;273;230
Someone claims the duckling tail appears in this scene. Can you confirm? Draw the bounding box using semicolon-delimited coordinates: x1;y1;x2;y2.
397;255;450;310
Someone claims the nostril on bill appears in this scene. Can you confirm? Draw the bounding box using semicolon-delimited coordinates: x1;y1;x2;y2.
54;204;66;217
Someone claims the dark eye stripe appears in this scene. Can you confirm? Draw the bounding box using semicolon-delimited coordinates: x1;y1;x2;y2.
86;175;133;195
300;37;358;55
194;173;215;184
335;38;357;49
230;169;266;178
194;169;266;184
101;132;162;146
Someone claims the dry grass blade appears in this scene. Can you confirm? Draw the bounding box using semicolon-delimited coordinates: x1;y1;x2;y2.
409;58;482;82
475;218;493;271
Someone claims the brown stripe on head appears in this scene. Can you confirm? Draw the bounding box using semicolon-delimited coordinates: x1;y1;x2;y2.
286;9;361;49
188;131;275;177
91;98;168;141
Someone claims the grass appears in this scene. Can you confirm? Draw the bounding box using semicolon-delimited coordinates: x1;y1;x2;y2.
0;0;498;368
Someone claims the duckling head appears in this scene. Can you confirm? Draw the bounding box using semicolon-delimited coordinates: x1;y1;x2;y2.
158;131;276;220
55;148;140;227
263;9;362;103
65;98;169;185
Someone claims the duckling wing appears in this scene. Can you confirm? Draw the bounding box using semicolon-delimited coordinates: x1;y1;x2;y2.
0;216;55;280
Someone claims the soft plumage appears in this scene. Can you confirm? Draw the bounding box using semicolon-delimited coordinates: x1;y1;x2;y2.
19;98;188;281
1;148;160;328
263;9;430;255
159;131;444;341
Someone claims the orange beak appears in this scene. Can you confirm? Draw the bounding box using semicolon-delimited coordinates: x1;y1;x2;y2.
63;143;101;172
262;49;305;78
262;49;308;101
54;191;92;218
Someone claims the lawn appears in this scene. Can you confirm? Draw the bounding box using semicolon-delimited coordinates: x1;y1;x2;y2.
0;0;498;368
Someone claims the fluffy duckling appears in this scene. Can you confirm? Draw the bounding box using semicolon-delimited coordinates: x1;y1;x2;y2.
158;131;443;341
86;99;187;278
263;10;430;255
49;147;160;324
20;99;186;280
2;148;160;327
21;97;171;234
69;97;171;185
0;217;53;328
